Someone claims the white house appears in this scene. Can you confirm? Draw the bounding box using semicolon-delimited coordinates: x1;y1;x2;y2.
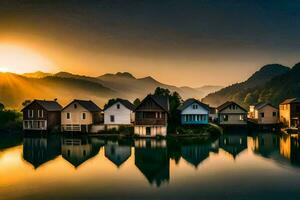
104;99;135;130
248;102;279;125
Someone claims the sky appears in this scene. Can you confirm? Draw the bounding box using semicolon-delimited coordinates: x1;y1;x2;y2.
0;0;300;87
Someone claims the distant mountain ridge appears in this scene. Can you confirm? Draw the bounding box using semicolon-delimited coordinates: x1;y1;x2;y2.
202;63;293;107
1;71;221;109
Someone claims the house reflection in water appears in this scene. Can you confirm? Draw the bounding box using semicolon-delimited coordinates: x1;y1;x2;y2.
280;134;300;166
61;136;102;168
219;133;247;159
23;134;61;169
252;133;279;157
134;139;169;187
104;141;131;168
181;139;219;168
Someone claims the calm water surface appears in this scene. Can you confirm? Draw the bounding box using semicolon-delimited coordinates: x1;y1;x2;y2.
0;131;300;200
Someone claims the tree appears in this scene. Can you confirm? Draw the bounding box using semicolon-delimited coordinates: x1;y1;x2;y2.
22;100;31;107
153;87;183;133
104;98;118;110
154;87;171;97
133;98;141;106
0;103;4;111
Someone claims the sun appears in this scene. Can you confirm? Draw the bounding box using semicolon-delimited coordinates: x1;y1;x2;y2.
0;67;8;72
0;44;55;74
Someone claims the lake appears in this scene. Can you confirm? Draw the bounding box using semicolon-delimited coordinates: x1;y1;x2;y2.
0;131;300;200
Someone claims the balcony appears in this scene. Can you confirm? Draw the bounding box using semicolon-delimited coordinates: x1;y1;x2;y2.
135;118;166;125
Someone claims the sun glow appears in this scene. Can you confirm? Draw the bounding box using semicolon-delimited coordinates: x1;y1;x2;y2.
0;44;55;74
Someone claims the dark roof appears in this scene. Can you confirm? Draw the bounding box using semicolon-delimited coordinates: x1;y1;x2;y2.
254;102;278;110
217;101;247;112
63;100;102;112
280;98;300;105
135;95;169;112
177;98;210;111
21;100;62;111
104;98;135;111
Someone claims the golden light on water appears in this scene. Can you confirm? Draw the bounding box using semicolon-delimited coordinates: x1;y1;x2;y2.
0;44;55;74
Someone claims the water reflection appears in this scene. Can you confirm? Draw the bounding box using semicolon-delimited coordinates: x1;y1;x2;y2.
1;131;300;190
134;139;169;187
61;136;104;168
105;141;131;168
23;134;61;169
220;133;247;159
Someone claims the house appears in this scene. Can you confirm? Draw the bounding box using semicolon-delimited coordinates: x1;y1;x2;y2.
248;103;279;125
134;95;169;137
22;99;62;131
209;107;218;122
61;100;102;133
279;98;300;128
217;101;248;126
104;98;135;130
177;98;210;125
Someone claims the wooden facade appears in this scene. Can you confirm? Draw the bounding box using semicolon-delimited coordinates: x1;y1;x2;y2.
279;98;300;128
134;95;169;137
22;100;62;131
217;101;248;126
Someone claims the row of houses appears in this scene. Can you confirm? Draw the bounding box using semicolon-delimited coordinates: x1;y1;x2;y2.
22;95;300;136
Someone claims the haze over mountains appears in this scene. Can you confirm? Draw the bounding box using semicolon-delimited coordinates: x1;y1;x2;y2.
2;61;299;110
0;71;221;109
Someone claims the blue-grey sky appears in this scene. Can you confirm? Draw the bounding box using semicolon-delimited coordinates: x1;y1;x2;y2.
0;0;300;86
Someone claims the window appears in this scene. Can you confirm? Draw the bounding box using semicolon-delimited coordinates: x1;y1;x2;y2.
110;115;115;122
67;113;71;119
192;104;198;109
38;110;44;118
82;112;86;120
260;112;264;118
223;115;228;121
28;110;34;118
156;112;161;118
239;115;244;121
74;104;77;109
117;104;120;109
273;112;277;117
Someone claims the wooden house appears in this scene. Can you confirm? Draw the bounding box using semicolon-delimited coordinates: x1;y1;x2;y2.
248;103;279;125
61;100;102;133
22;100;62;131
217;101;247;126
134;95;169;137
279;98;300;128
104;98;135;130
177;98;210;125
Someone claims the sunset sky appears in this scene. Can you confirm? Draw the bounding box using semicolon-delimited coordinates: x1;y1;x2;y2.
0;0;300;87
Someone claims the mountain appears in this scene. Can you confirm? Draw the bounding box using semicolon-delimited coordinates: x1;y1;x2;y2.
202;64;291;107
0;71;221;109
22;71;53;78
0;73;116;109
96;72;217;100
